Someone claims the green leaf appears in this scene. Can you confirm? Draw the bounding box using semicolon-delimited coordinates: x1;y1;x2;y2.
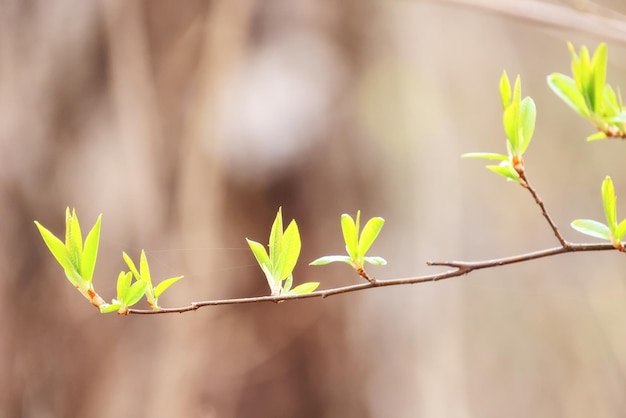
66;208;83;271
124;280;148;307
461;153;508;160
503;100;520;151
615;219;626;241
277;220;301;281
100;302;122;314
604;85;620;115
500;70;511;109
122;252;141;281
608;113;626;123
116;271;132;302
341;213;359;260
591;43;607;112
547;73;589;117
246;238;270;269
260;263;278;292
486;163;520;182
139;250;152;287
602;176;617;230
154;276;184;298
34;221;76;274
576;45;592;97
64;269;84;289
282;275;293;293
80;214;101;283
363;256;388;265
571;219;611;240
309;255;352;265
518;97;536;154
358;217;385;258
269;207;284;271
587;131;607;141
289;282;320;295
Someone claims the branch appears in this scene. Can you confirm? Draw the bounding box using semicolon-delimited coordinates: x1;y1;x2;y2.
127;242;619;315
424;0;626;44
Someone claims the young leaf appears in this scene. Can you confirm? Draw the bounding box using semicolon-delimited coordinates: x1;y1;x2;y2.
486;163;520;182
547;73;589;117
461;153;508;160
601;176;617;230
100;302;122;314
289;282;320;295
282;275;293;294
34;221;76;274
358;217;385;258
500;71;511;109
66;208;83;270
261;263;280;294
571;219;611;240
124;280;148;307
591;43;607;112
587;132;607;141
615;220;626;242
123;252;141;281
363;256;388;266
309;255;352;266
518;97;536;154
503;100;520;151
269;207;284;271
139;250;153;288
341;213;359;260
80;214;102;283
246;239;271;270
116;271;132;303
277;220;301;281
154;276;184;298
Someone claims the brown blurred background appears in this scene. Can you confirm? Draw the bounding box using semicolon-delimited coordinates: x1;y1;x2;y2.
2;0;626;417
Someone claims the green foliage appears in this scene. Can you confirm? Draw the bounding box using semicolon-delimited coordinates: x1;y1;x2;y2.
100;272;149;314
34;208;105;308
571;176;626;250
462;71;536;183
36;208;183;313
122;250;184;310
246;208;319;296
310;211;387;271
547;43;626;140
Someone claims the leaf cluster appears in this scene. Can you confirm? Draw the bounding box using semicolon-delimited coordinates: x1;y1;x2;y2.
572;177;626;250
548;43;626;140
246;208;319;296
35;208;184;313
35;208;104;308
462;71;536;183
310;211;386;272
101;251;184;314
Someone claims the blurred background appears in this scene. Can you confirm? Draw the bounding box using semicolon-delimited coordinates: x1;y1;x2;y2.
2;0;626;416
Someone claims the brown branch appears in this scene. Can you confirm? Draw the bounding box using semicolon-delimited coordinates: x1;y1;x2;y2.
127;242;619;315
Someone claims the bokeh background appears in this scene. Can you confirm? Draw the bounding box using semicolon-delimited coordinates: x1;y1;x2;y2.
2;0;626;416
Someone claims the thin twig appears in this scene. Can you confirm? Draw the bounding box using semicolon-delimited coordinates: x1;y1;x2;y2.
518;171;569;247
126;242;618;315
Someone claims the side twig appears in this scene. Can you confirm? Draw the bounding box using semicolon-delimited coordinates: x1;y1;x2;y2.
518;171;569;247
